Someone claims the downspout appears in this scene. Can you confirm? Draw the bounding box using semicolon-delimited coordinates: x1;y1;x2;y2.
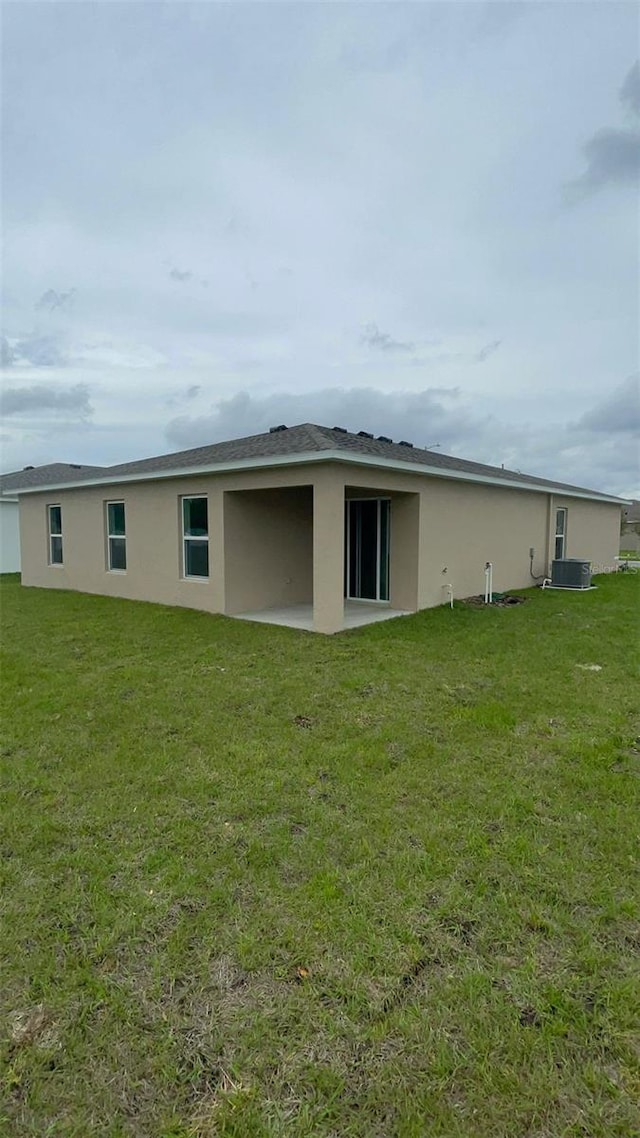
530;495;554;585
546;494;553;578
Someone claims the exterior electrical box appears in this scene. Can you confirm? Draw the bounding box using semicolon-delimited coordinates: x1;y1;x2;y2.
551;559;592;589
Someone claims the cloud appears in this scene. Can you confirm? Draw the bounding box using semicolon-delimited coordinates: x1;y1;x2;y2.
577;374;640;434
1;382;92;418
163;381;638;498
620;61;640;116
567;63;640;196
1;337;15;367
165;386;469;452
1;4;637;496
13;333;68;367
473;2;527;39
2;332;70;368
359;323;415;353
475;339;502;364
35;288;76;312
169;267;209;288
4;330;164;371
569;127;640;195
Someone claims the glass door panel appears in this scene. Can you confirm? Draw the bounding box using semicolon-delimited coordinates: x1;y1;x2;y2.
345;499;390;601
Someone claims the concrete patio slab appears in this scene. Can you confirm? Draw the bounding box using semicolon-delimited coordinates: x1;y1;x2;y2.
233;600;410;632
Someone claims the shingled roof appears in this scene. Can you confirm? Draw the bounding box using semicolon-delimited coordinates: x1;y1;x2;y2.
9;424;625;504
0;462;104;495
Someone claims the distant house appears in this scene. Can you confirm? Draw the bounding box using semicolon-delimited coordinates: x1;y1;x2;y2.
0;464;103;573
620;499;640;552
13;423;625;632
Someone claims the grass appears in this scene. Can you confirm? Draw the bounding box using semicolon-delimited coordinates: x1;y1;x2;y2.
1;572;639;1138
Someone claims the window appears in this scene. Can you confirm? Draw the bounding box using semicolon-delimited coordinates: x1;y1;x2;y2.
48;505;63;565
182;496;209;578
555;507;567;559
106;501;127;571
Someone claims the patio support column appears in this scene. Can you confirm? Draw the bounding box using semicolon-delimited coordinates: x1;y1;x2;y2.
313;472;344;634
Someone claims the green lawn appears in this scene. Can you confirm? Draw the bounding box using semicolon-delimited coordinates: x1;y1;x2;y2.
1;573;639;1138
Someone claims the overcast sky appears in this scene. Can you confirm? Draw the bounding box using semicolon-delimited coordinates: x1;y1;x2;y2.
2;2;639;495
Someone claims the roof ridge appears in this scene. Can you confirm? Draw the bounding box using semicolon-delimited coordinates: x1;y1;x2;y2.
0;460;105;491
97;422;322;476
301;423;338;448
0;461;102;474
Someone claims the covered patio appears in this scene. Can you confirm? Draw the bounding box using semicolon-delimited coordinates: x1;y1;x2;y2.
234;599;411;632
222;472;419;633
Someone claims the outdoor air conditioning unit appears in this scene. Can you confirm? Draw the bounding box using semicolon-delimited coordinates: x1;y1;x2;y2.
551;558;592;589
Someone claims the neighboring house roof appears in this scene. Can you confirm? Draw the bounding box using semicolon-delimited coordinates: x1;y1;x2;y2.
0;462;104;497
10;423;627;505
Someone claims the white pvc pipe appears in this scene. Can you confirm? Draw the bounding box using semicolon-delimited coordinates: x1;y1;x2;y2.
444;583;454;609
484;562;493;603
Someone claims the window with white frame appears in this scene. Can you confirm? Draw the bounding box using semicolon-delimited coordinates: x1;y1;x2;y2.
106;501;127;571
182;496;209;578
555;508;567;559
48;505;63;565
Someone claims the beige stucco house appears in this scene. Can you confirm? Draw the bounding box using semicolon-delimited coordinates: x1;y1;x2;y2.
620;499;640;553
0;462;103;574
15;423;624;633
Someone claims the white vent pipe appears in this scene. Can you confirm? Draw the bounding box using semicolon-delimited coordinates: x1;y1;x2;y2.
484;562;493;604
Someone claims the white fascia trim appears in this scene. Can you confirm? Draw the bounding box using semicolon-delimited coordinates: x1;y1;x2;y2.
14;449;628;505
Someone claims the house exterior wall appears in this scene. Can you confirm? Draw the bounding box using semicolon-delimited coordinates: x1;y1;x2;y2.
334;464;621;606
418;479;551;605
0;499;21;573
18;466;318;615
550;495;622;574
18;459;622;630
224;486;313;613
335;464;550;604
620;527;640;553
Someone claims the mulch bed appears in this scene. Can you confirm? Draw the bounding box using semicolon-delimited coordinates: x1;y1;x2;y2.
463;594;527;608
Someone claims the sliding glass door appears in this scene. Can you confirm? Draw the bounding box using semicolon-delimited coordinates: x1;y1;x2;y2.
345;498;390;601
